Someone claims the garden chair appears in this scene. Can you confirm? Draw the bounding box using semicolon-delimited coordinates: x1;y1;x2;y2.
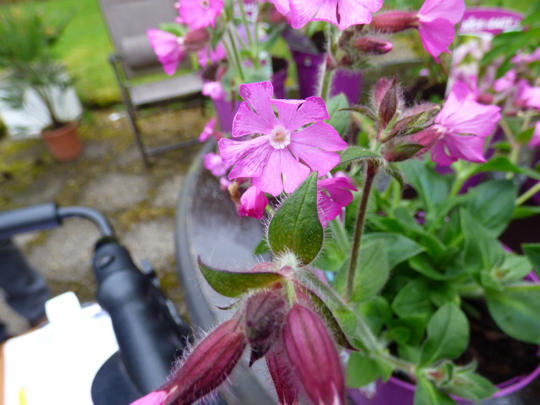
98;0;204;167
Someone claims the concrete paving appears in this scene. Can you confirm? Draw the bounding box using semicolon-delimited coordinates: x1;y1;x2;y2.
0;107;207;337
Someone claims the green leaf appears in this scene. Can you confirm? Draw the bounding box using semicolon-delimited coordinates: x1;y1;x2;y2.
198;258;284;298
400;160;449;209
326;93;350;136
419;304;469;367
497;253;532;283
472;156;540;181
463;180;517;236
355;296;392;336
364;232;425;269
254;238;270;255
516;127;535;144
335;239;390;303
513;205;540;219
486;283;540;344
414;376;455;405
460;209;504;278
336;146;383;169
409;255;447;281
268;172;323;265
346;352;380;388
428;282;460;308
392;279;434;320
443;369;497;402
523;244;540;277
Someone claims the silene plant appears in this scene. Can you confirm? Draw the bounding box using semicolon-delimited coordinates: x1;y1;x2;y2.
139;0;540;405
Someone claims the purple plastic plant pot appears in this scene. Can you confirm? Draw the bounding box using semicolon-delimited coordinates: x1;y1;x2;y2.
349;272;540;405
212;57;289;133
291;50;363;105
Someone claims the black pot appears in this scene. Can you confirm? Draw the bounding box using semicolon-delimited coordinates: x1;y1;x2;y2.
175;141;275;404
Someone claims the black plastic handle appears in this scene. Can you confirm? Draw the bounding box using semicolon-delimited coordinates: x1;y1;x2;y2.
0;203;61;239
94;241;189;394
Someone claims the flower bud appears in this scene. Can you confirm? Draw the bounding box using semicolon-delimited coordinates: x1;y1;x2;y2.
381;126;441;162
378;76;399;129
370;11;419;33
353;37;393;55
163;319;246;405
283;304;345;405
183;28;210;52
203;152;229;177
245;290;286;365
266;345;300;405
238;186;269;220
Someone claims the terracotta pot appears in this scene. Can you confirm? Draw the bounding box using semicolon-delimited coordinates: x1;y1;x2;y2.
40;121;83;162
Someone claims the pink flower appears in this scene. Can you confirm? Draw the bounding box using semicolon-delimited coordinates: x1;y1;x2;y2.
238;186;269;220
452;76;478;102
178;0;224;30
317;176;357;227
531;123;540;148
416;0;465;62
219;81;347;196
270;0;291;18
204;152;230;176
288;0;383;31
371;0;464;62
200;118;217;142
198;42;227;66
431;91;502;166
147;29;185;76
220;176;232;190
129;390;167;405
266;346;300;405
522;85;540;110
494;69;516;93
162;319;247;405
283;304;346;405
202;81;226;101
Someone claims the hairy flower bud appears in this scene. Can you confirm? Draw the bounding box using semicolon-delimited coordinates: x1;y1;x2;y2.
370;11;419;33
266;345;300;405
353;37;393;55
381;126;441;162
183;28;210;52
283;304;345;405
163;319;246;405
244;290;286;365
378;76;399;129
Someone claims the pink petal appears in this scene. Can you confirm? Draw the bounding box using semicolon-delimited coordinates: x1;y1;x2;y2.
443;134;487;164
418;18;455;61
418;0;465;24
530;123;540;148
218;136;268;166
226;138;274;179
290;122;347;152
270;0;291;17
288;142;341;177
289;0;336;29
238;82;279;131
272;97;329;132
238;186;268;220
440;97;501;138
129;390;167;405
253;149;310;196
233;102;277;137
337;0;383;29
430;139;457;166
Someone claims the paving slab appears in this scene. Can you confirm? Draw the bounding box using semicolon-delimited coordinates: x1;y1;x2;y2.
151;174;185;208
82;173;152;213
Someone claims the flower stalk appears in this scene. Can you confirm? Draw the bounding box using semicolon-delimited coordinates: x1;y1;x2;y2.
345;162;378;302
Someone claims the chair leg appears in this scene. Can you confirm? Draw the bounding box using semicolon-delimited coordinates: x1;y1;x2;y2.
126;108;151;168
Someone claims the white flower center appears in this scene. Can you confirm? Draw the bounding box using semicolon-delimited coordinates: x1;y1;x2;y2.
269;125;291;149
200;0;210;9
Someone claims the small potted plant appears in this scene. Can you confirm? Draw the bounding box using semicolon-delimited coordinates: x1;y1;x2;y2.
0;7;82;161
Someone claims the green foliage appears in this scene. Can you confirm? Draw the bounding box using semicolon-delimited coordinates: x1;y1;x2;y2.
267;172;324;266
198;258;284;298
326;93;350;137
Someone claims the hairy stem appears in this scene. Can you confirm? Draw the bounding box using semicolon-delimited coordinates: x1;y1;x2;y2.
516;181;540;206
346;162;377;302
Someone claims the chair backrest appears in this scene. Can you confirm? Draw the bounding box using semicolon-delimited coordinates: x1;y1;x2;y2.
98;0;182;78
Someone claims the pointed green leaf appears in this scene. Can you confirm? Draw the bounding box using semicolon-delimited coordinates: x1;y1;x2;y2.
346;352;381;388
337;146;383;169
419;304;469;367
513;206;540;219
443;369;497;401
486;283;540;344
400;160;449;209
198;258;284;297
523;244;540;277
326;93;350;136
472;156;540;181
414;377;455;405
336;239;389;303
268;172;323;265
392;279;434;320
364;232;425;269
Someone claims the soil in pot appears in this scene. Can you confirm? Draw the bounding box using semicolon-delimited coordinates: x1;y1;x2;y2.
41;121;83;162
456;299;539;384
